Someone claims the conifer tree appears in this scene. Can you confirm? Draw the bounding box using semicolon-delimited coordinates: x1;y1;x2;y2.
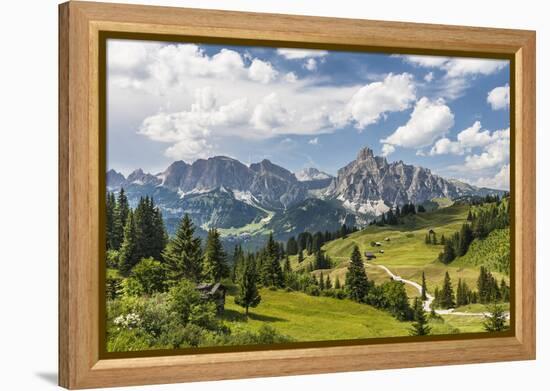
334;277;341;290
319;271;325;290
133;196;166;262
261;233;284;287
203;228;229;282
345;245;369;302
113;188;129;250
421;271;428;301
162;214;203;283
118;211;139;275
483;303;508;332
283;255;291;275
234;255;261;316
325;274;332;289
106;192;116;250
231;244;244;282
298;249;304;263
410;297;431;336
286;236;298;255
440;272;456;309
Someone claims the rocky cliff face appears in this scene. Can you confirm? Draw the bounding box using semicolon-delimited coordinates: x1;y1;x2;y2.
325;147;498;209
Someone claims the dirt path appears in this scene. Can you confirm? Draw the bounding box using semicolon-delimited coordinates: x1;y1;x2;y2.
371;263;508;318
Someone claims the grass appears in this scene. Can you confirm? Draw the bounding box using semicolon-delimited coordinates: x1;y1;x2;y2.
292;204;510;296
222;288;413;341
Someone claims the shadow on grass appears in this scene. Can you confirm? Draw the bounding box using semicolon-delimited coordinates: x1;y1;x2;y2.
221;308;287;323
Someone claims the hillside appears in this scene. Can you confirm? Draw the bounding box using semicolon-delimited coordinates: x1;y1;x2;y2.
290;204;509;297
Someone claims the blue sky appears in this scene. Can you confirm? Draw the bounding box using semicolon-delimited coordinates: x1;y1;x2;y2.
107;39;510;189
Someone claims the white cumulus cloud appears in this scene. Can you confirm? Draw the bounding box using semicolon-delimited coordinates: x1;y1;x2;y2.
381;144;396;157
304;58;318;71
474;164;510;190
276;48;328;59
382;97;454;149
248;59;278;84
308;137;320;145
429;138;464;156
487;84;510;110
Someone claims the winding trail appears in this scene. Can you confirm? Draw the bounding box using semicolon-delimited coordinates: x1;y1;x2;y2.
371;263;509;318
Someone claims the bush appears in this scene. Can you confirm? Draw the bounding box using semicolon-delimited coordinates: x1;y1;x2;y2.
130;257;167;295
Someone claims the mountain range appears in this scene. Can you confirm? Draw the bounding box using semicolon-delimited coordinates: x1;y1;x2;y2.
107;146;505;245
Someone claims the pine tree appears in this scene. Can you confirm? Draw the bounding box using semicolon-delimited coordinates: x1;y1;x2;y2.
113;188;129;250
440;272;456;309
283;255;291;275
325;274;332;289
261;233;284;287
106;192;116;250
319;272;325;290
421;271;428;301
467;209;473;221
334;277;341;289
162;214;203;283
118;211;139;275
203;228;229;282
410;297;431;336
345;245;369;302
286;236;298;255
234;255;261;316
483;303;508;332
231;244;244;282
440;234;446;245
298;249;304;263
133;196;166;262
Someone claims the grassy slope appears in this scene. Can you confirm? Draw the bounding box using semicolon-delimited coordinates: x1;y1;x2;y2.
292;204;509;297
222;288;412;341
453;227;510;275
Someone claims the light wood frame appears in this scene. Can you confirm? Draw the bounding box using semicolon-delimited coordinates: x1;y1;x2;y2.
59;1;536;389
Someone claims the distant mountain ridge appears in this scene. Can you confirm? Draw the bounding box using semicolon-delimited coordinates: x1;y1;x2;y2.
108;147;506;241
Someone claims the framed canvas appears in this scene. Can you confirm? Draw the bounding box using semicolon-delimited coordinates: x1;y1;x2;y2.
59;1;536;389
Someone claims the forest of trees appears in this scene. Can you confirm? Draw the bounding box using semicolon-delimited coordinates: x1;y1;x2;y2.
438;196;510;265
285;224;358;257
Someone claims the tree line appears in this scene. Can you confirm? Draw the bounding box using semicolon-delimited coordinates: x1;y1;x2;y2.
438;197;510;264
285;224;358;259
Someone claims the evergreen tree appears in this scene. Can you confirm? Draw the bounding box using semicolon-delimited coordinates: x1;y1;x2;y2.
417;205;426;213
203;228;229;282
483;303;508;332
134;196;166;262
458;223;474;256
231;244;244;282
410;297;431;336
298;249;304;263
106;192;117;250
118;211;139;275
325;274;332;289
440;272;456;309
467;209;473;221
162;214;203;283
421;271;428;301
283;255;291;275
261;233;284;287
113;188;129;250
234;255;261;316
440;234;446;245
319;271;325;290
286;236;298;255
345;245;369;302
334;277;341;289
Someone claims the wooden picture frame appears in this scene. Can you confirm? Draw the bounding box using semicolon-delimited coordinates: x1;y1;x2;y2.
59;1;536;389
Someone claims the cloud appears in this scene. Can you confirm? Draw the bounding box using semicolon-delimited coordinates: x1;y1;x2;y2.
474;164;510;190
248;59;278;84
424;72;434;82
464;129;510;170
456;121;493;148
304;58;318;71
308;137;320;145
284;72;298;83
382;97;454;149
403;55;449;67
429;137;464;156
487;84;510;110
402;55;508;78
250;93;292;131
381;144;396;157
341;73;416;129
276;48;328;59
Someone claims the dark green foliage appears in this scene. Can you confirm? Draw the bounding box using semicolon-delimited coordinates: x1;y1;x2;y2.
129;257;167;295
421;272;428;301
319;271;325;290
345;245;369;302
162;214;203;283
106;192;116;250
286;236;298;255
334;277;341;289
366;281;413;321
417;205;426;213
483;303;508;332
298;249;304;263
261;233;284;287
134;196;167;262
113;188;130;250
231;244;244;282
235;255;261;315
439;272;456;309
313;250;332;270
283;255;291;275
410;297;431;336
106;270;123;300
168;279;218;329
477;266;502;303
325;274;332;289
456;278;472;307
203;228;229;282
118;211;140;276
